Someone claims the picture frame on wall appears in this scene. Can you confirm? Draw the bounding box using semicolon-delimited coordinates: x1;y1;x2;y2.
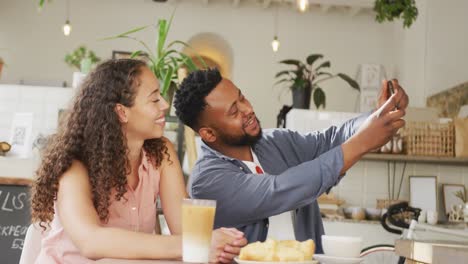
112;50;149;63
442;184;466;218
409;176;438;212
8;113;34;158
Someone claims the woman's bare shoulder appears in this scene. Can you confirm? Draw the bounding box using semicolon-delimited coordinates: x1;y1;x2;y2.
59;160;90;187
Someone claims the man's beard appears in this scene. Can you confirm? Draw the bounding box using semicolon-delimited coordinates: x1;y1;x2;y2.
217;119;263;146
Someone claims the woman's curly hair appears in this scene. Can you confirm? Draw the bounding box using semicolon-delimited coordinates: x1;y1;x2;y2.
31;59;169;227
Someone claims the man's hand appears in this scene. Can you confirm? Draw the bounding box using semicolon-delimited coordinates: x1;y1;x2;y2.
210;227;247;263
340;93;406;174
377;79;409;111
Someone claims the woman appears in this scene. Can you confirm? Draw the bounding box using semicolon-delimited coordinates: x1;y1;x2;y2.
31;59;246;263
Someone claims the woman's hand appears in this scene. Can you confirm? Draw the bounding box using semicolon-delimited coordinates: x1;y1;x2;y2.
210;227;248;263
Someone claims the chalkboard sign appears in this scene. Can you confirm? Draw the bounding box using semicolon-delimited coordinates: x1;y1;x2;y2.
0;177;32;264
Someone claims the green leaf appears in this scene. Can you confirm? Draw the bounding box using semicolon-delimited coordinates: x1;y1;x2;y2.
99;26;148;41
179;53;197;72
194;54;207;69
167;40;207;68
157;49;179;66
165;10;176;47
170;57;179;72
149;64;156;75
161;66;174;96
315;61;330;71
118;26;148;38
275;70;293;78
130;50;144;59
317;71;333;77
337;73;360;91
313;87;326;109
279;59;302;67
306;54;323;66
167;40;191;49
157;19;168;58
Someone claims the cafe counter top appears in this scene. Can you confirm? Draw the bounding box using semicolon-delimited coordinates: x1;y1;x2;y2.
0;156;39;181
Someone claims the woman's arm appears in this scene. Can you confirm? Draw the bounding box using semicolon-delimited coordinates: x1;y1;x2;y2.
158;138;188;235
57;160;182;260
159;139;247;263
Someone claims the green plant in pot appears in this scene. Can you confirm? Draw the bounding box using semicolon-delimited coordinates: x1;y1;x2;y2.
65;46;101;89
64;45;101;74
275;54;360;109
374;0;419;28
104;13;204;109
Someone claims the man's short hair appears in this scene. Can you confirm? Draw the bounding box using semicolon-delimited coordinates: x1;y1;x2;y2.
174;68;222;130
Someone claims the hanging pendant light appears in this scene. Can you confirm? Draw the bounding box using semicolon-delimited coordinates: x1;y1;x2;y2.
271;5;280;53
297;0;309;12
271;36;280;52
63;20;72;36
63;0;71;36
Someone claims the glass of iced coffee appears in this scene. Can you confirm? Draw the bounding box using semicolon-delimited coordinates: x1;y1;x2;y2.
182;198;216;263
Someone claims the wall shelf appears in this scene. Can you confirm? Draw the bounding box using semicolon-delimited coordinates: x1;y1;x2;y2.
362;153;468;166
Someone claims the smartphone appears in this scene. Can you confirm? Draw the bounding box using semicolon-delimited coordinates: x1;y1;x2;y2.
387;80;395;95
387;80;398;110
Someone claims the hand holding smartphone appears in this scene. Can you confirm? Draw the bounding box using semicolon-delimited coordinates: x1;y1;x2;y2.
387;80;398;110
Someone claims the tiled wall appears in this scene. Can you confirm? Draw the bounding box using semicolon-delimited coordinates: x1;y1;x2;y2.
337;161;468;210
0;84;74;142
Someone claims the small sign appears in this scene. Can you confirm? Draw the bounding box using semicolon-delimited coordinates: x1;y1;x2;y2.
8;113;34;158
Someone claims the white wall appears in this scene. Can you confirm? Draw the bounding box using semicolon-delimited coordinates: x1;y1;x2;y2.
0;0;395;128
425;0;468;96
394;0;468;106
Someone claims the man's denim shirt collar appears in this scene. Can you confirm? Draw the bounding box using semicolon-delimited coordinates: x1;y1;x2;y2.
200;140;237;162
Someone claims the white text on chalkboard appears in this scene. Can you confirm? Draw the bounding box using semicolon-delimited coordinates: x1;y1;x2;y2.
11;238;24;250
0;191;27;212
0;225;28;237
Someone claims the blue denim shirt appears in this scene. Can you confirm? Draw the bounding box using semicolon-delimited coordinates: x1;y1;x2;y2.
188;112;369;253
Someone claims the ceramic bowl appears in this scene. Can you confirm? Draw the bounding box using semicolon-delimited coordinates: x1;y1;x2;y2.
322;235;362;258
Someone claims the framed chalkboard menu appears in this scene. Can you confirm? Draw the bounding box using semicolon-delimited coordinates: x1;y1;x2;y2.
0;177;32;264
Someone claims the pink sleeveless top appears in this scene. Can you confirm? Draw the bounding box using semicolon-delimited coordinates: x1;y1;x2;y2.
35;152;161;263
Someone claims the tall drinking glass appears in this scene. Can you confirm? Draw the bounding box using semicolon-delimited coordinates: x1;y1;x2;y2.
182;199;216;263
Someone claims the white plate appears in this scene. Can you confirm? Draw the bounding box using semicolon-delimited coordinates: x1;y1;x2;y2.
234;257;318;264
313;254;363;264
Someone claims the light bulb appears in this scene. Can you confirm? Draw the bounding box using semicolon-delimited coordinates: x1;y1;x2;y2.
63;20;72;36
297;0;309;12
271;36;280;52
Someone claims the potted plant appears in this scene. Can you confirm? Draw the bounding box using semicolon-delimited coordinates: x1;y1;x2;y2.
374;0;419;28
274;54;360;109
64;45;101;88
104;13;204;109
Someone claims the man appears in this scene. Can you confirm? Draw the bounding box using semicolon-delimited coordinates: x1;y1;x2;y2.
173;68;408;253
